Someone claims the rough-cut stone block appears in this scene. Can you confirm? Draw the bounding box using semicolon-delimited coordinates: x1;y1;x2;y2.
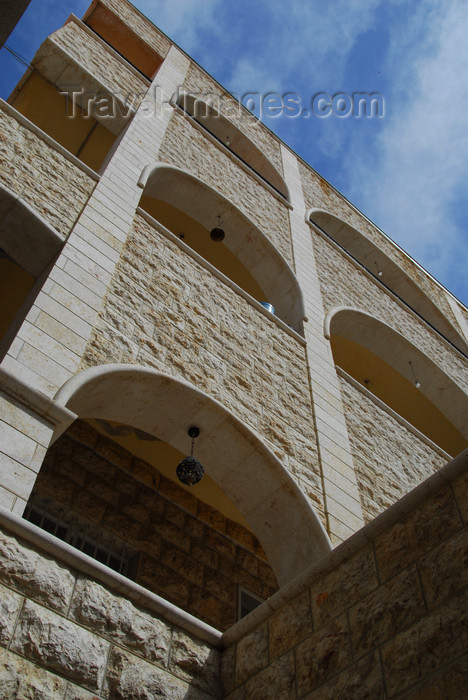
169;629;220;697
64;681;102;699
375;485;463;582
269;589;312;660
220;643;236;696
244;651;295;700
224;689;245;700
0;528;76;613
69;577;171;665
0;647;67;699
0;583;23;646
10;600;109;692
302;651;385;700
295;615;351;697
452;471;468;524
419;526;468;609
349;566;426;656
105;646;210;700
381;587;468;696
310;545;377;628
398;652;468;699
235;624;268;686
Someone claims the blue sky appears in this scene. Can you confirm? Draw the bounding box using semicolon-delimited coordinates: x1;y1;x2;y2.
1;0;467;306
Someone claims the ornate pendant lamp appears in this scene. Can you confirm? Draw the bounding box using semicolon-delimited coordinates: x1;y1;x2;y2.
176;426;204;486
409;360;421;389
210;215;225;242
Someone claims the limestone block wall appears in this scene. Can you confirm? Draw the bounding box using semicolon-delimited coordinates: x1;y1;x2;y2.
182;64;285;177
30;420;278;631
298;160;464;339
313;232;468;392
0;525;220;698
158;110;294;266
0;103;96;238
340;376;446;522
220;450;468;699
80;213;325;521
94;0;171;60
46;18;150;101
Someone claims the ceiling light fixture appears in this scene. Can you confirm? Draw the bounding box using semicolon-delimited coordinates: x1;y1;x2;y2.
409;360;421;389
176;426;204;486
210;215;225;242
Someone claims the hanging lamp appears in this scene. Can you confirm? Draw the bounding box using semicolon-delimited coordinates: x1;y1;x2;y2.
176;426;204;485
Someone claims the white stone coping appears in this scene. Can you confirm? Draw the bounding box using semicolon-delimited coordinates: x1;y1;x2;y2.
221;447;468;646
336;366;452;460
136;207;307;345
0;99;100;182
171;102;293;210
0;508;223;648
0;367;76;433
312;220;468;359
67;14;152;86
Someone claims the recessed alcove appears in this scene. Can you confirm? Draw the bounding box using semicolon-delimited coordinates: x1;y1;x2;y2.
310;209;468;354
138;163;305;331
327;307;468;456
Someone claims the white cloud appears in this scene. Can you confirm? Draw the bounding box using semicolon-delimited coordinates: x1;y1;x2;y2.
134;0;221;54
348;0;468;300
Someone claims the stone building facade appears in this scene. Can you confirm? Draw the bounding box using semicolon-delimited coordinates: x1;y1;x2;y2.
0;0;467;696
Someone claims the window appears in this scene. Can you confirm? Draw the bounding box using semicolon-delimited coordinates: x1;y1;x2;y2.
24;495;139;577
238;586;264;620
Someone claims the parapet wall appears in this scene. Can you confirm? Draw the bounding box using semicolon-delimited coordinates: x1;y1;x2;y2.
220;448;468;698
0;514;221;698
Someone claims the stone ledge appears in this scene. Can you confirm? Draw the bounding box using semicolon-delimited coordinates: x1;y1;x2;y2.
336;367;451;460
0;508;223;649
136;207;306;345
221;448;468;646
0;367;76;433
0;99;100;182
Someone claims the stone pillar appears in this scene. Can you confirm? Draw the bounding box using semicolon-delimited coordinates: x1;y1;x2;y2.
0;46;190;507
1;46;190;398
281;145;364;543
0;368;75;515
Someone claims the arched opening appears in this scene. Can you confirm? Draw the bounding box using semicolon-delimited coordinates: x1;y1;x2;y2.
25;365;330;629
175;91;290;202
310;209;467;354
326;307;468;456
138;163;305;330
0;183;63;359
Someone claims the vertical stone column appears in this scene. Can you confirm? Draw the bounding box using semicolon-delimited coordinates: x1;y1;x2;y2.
1;46;189;397
281;145;364;543
0;46;190;510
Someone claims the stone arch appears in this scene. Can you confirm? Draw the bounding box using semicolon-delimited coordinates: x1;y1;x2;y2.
138;162;305;329
54;364;331;586
174;90;291;202
325;306;468;448
0;183;63;358
309;208;467;354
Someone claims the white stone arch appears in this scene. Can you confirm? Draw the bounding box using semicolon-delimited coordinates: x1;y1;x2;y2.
0;183;63;358
54;364;331;586
325;306;468;439
0;182;63;276
308;208;467;354
174;90;291;202
138;162;306;328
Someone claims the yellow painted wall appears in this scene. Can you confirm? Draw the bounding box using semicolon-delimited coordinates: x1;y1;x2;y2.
89;419;251;529
11;73;116;172
332;334;467;456
140;197;267;303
